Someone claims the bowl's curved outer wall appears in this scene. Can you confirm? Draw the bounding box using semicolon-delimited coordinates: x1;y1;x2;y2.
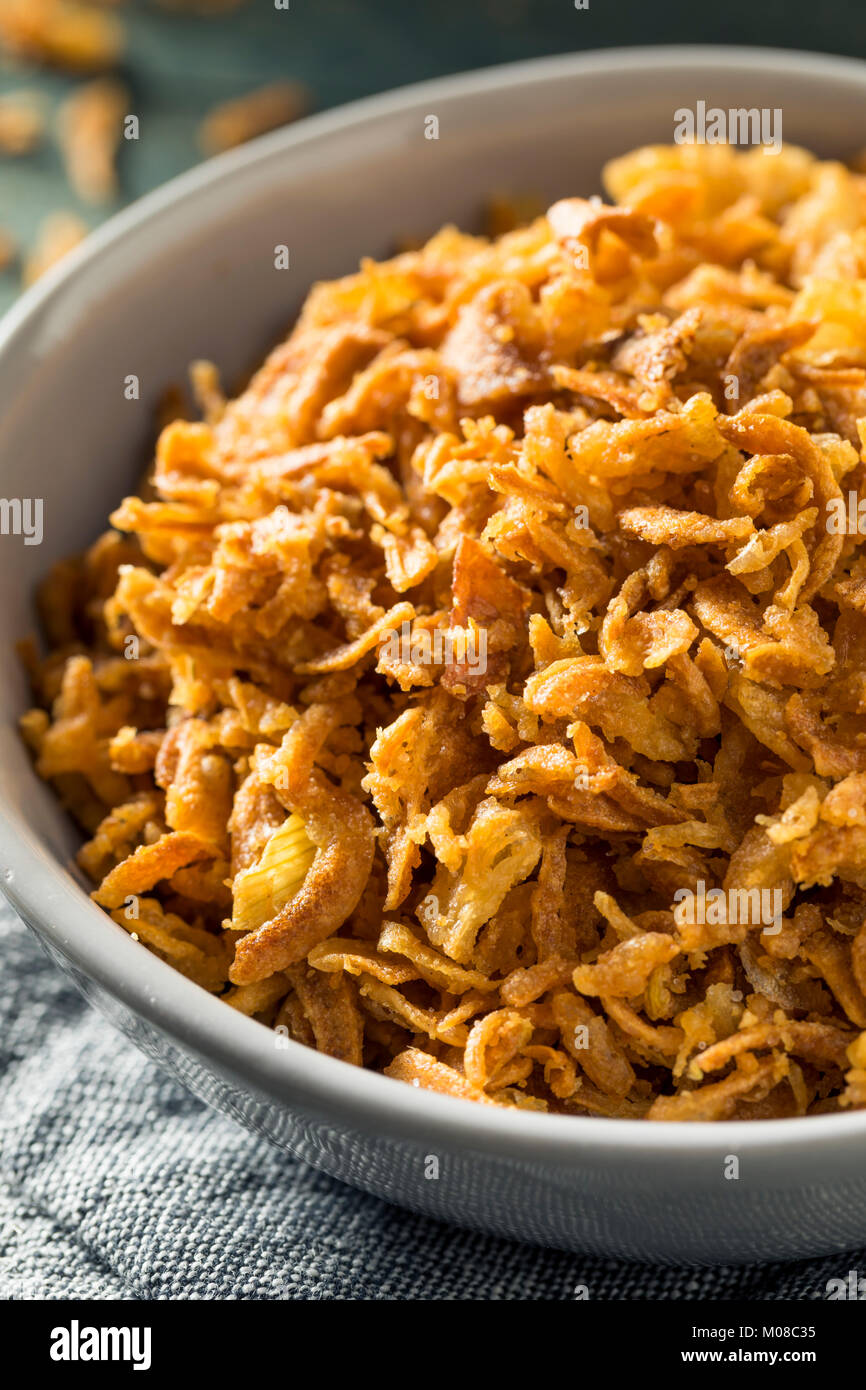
4;46;866;1265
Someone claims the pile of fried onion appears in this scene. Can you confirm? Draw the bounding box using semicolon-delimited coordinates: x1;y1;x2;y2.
23;142;866;1120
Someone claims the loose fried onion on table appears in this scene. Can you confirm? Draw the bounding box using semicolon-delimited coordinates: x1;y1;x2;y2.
26;141;866;1119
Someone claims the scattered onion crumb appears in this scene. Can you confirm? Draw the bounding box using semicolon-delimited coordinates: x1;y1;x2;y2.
0;225;16;271
22;210;87;286
57;77;128;204
0;90;45;156
0;0;124;72
197;81;309;156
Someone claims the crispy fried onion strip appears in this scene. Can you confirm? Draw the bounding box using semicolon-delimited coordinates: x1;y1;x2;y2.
229;706;375;984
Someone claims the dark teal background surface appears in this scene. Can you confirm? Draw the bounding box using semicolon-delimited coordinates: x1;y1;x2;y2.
1;0;865;313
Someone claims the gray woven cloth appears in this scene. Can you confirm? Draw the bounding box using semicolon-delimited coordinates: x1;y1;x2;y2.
0;902;859;1301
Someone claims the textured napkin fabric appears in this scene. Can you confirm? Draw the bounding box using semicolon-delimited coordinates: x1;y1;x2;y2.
0;901;861;1302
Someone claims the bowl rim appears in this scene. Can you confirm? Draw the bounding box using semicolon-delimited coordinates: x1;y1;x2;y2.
4;41;866;1169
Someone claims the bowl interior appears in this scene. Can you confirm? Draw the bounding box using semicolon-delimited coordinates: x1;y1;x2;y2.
2;45;866;1151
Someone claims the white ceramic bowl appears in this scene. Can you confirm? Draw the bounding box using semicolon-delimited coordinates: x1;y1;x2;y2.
3;45;866;1265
